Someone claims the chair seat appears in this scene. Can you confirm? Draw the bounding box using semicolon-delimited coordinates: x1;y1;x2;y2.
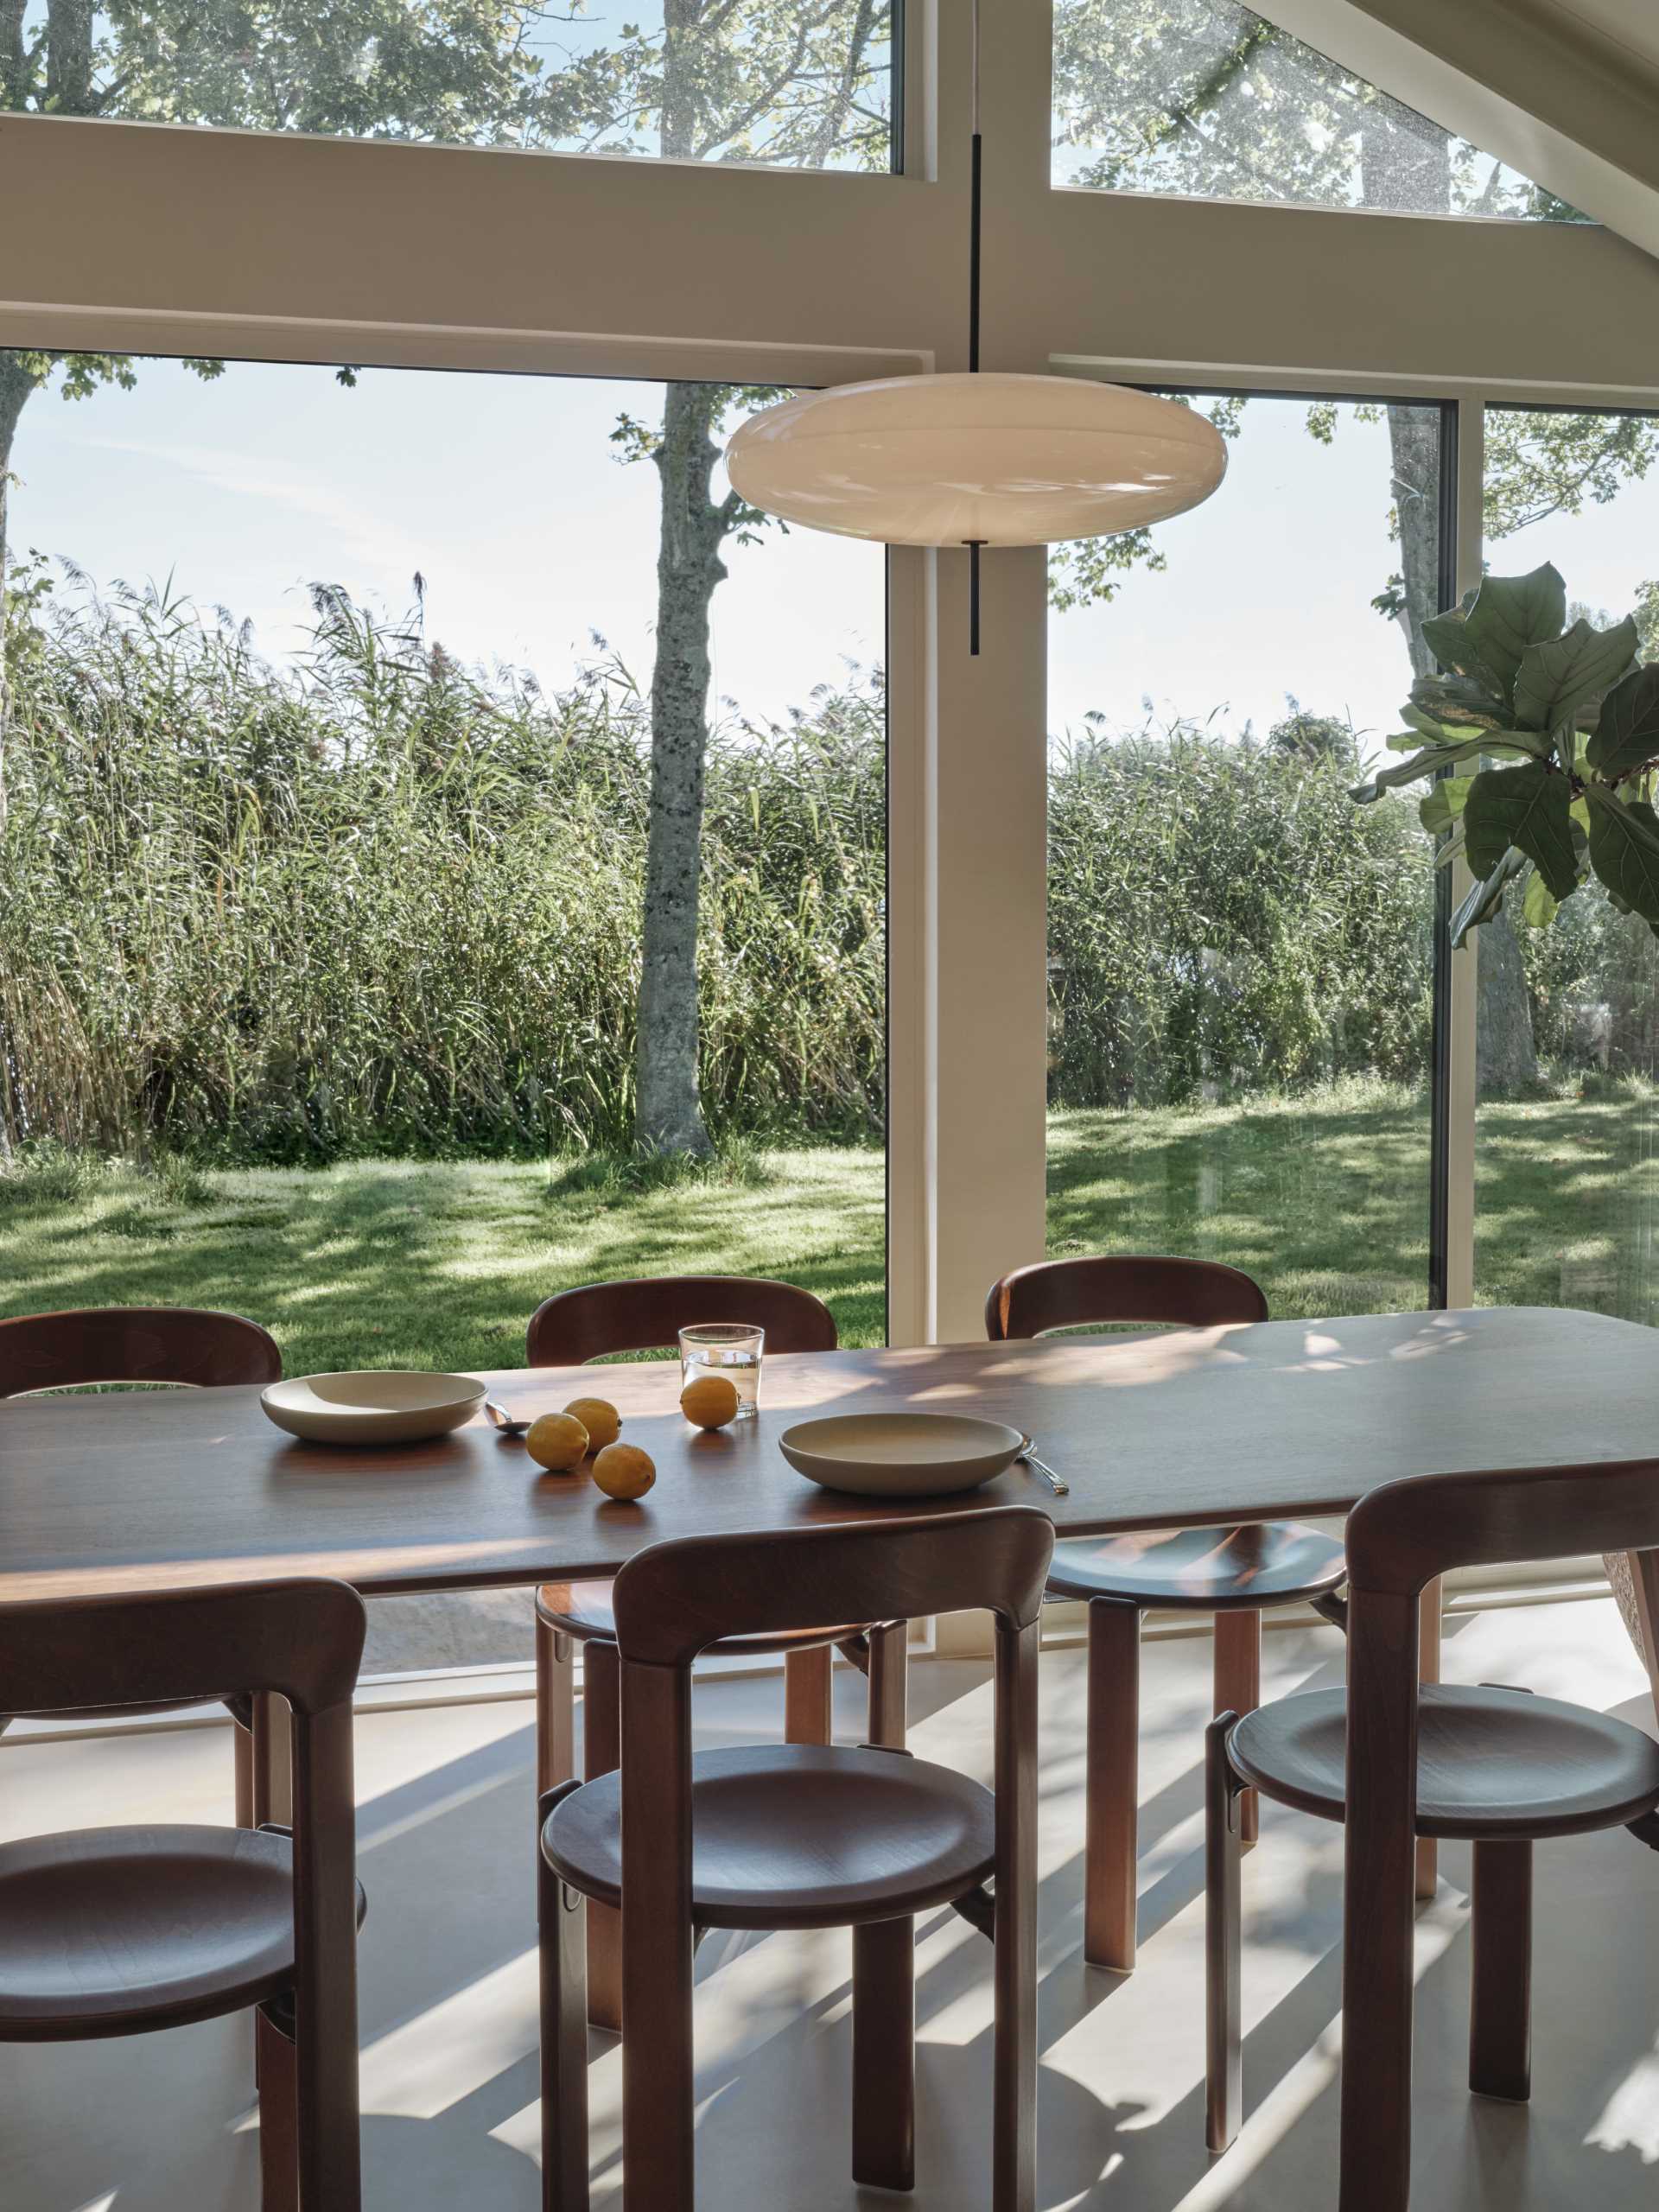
1045;1522;1346;1611
0;1825;299;2038
536;1581;868;1657
542;1744;994;1930
1230;1684;1659;1840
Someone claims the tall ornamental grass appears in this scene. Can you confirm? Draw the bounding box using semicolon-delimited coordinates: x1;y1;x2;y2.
0;575;885;1159
3;569;1449;1163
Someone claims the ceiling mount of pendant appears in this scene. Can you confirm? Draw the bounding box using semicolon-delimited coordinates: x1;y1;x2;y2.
724;0;1227;656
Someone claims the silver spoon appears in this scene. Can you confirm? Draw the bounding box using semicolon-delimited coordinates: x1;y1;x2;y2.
1015;1434;1069;1496
484;1399;531;1440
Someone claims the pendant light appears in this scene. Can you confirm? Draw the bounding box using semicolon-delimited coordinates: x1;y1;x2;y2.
725;0;1227;653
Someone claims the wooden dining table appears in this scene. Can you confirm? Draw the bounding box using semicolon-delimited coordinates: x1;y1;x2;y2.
4;1303;1658;1609
8;1300;1659;2209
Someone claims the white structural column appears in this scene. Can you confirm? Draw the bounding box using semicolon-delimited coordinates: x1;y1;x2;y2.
927;543;1052;1342
920;0;1054;1344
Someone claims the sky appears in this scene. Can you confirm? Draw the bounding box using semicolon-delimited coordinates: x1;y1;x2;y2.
7;358;1659;747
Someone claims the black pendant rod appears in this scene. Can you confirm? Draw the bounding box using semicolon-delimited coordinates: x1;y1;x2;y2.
964;0;983;653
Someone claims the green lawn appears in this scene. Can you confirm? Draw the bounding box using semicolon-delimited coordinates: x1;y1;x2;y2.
3;1080;1656;1371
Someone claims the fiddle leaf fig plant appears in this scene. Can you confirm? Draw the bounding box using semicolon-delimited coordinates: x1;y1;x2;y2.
1351;562;1659;945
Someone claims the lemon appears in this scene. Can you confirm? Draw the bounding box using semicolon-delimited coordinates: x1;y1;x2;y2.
680;1371;740;1430
563;1395;621;1450
593;1441;656;1500
526;1411;589;1471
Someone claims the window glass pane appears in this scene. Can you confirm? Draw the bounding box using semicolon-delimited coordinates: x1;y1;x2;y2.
1475;406;1659;1323
1052;0;1590;221
0;352;886;1670
7;0;894;168
1046;394;1443;1319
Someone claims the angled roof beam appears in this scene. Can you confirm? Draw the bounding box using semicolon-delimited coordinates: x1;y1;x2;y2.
1253;0;1659;259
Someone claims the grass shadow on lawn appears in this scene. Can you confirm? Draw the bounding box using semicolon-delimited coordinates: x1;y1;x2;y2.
5;1075;1659;1372
0;1145;888;1373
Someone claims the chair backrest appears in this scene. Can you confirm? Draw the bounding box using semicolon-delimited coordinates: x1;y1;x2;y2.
0;1577;366;2206
984;1255;1268;1342
526;1274;838;1365
0;1578;365;1719
0;1306;282;1397
610;1506;1052;2203
612;1503;1054;1665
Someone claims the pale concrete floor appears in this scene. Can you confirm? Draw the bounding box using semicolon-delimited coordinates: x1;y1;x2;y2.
3;1599;1659;2211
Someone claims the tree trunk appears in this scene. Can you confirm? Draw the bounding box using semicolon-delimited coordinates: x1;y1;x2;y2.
628;0;880;1152
0;351;39;830
1360;105;1536;1093
633;379;728;1154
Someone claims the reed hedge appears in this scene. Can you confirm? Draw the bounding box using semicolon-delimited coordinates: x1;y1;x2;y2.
0;573;1442;1163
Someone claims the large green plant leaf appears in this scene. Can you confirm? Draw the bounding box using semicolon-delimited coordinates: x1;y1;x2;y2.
1420;612;1509;702
1522;873;1560;928
1461;761;1578;897
1586;664;1659;779
1350;729;1547;804
1512;616;1639;734
1585;787;1659;925
1450;847;1528;946
1408;674;1507;731
1418;775;1472;836
1460;563;1567;701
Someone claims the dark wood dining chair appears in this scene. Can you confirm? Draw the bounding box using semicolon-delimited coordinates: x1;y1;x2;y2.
537;1503;1053;2212
1205;1460;1659;2209
985;1255;1347;1972
526;1274;906;2031
0;1576;367;2212
0;1305;284;1824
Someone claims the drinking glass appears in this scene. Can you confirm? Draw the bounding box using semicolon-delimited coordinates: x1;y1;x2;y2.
679;1323;765;1419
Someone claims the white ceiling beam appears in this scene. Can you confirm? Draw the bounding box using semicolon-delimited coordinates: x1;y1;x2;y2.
1252;0;1659;258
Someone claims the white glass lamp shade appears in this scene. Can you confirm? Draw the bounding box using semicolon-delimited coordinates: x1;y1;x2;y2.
725;372;1226;547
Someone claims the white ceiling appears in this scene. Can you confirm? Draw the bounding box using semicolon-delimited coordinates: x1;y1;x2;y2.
1260;0;1659;260
1550;0;1659;75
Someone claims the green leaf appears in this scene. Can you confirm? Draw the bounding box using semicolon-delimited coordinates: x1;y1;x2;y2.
1350;730;1546;803
1418;775;1472;836
1586;664;1659;779
1421;611;1509;699
1522;872;1560;929
1512;616;1638;734
1585;787;1659;925
1461;761;1578;897
1450;848;1528;946
1409;673;1506;730
1461;563;1567;700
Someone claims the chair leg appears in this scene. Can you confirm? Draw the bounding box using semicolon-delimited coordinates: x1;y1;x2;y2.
852;1916;915;2190
537;1615;576;1795
1205;1714;1244;2156
582;1642;624;2034
866;1623;909;1748
1416;1584;1442;1900
540;1834;591;2210
1213;1609;1261;1848
234;1714;256;1829
785;1644;834;1745
1084;1598;1141;1972
252;1692;293;1827
1469;1840;1532;2102
257;2006;299;2212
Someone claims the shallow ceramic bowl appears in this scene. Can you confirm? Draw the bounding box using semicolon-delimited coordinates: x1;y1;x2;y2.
260;1370;486;1446
779;1412;1024;1497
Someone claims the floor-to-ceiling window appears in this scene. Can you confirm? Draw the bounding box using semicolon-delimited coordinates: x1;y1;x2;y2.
1046;392;1449;1318
1474;405;1659;1323
0;353;886;1664
1;0;897;167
